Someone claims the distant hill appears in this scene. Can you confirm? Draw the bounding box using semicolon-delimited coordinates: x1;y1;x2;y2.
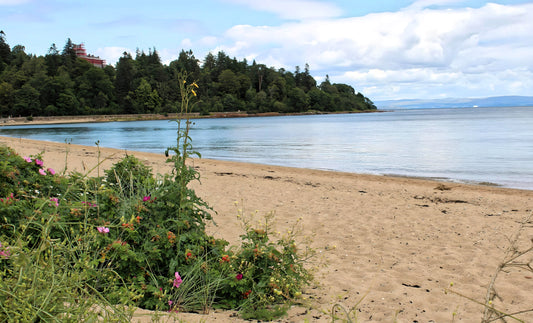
375;96;533;109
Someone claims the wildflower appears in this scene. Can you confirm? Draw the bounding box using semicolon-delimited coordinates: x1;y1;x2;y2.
191;89;197;96
35;159;44;166
173;272;182;288
38;169;46;175
167;231;176;243
49;197;59;207
236;273;243;280
192;82;199;88
1;193;14;204
23;156;32;163
97;227;110;234
168;300;173;306
243;290;251;299
47;168;56;175
143;196;151;202
0;242;10;259
81;201;97;207
221;254;230;263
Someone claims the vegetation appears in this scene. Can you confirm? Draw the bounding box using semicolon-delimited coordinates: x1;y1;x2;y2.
0;32;376;118
0;76;312;321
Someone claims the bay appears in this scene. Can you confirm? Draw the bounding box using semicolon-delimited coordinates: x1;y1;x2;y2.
1;106;532;190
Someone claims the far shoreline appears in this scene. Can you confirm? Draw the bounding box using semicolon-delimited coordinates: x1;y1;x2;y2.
0;110;383;127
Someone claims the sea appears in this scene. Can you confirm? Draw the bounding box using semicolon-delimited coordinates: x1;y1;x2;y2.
1;106;532;190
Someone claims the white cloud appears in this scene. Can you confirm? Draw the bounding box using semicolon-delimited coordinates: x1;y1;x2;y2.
221;0;342;20
405;0;465;10
0;0;31;5
96;47;131;66
190;2;533;100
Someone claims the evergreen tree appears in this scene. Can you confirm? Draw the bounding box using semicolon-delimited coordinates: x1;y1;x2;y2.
0;31;11;72
0;38;377;117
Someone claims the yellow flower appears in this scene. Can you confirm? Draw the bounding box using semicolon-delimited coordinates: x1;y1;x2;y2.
192;82;199;88
191;89;197;96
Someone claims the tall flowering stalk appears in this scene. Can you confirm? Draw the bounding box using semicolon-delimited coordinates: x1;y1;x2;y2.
165;72;202;217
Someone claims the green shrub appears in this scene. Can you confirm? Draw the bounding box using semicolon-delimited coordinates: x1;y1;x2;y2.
0;75;312;320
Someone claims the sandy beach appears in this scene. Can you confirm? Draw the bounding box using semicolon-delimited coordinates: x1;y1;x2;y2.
1;135;532;322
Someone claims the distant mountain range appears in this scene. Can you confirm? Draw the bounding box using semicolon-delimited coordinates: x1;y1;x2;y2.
375;96;533;109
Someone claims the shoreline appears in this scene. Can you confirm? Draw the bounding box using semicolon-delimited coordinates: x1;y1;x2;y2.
1;136;533;322
0;133;529;191
0;110;381;127
0;135;516;188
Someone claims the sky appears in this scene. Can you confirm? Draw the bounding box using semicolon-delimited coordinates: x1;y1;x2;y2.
1;0;532;101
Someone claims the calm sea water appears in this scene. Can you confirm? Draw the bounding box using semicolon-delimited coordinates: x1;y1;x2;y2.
1;106;533;190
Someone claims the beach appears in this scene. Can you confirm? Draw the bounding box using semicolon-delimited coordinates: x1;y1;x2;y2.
1;135;532;322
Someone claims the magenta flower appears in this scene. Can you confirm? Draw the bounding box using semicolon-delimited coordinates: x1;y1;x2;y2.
35;159;44;166
0;242;10;259
23;156;32;163
97;227;110;234
38;169;47;176
236;273;243;280
50;197;59;207
47;168;56;175
142;196;151;202
82;201;97;207
173;272;182;288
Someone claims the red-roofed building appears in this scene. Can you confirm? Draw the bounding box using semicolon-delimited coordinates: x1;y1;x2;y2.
73;43;106;68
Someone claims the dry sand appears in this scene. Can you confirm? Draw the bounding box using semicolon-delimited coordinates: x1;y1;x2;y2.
1;135;532;322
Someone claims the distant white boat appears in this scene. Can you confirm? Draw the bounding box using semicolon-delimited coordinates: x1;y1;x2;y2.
473;105;479;108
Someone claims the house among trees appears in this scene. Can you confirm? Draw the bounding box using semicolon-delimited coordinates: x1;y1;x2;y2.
73;43;105;68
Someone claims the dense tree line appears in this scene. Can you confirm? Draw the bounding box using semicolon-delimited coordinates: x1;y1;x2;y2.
0;33;376;118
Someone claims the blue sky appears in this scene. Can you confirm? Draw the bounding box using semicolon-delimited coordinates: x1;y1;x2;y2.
1;0;532;101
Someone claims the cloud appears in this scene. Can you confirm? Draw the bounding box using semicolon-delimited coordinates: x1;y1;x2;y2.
0;0;31;5
193;2;533;100
221;0;342;20
405;0;466;10
96;47;132;66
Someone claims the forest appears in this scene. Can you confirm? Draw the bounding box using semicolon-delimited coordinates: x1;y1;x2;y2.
0;32;376;118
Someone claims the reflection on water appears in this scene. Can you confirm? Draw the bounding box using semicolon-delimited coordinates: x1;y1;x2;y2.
1;107;533;190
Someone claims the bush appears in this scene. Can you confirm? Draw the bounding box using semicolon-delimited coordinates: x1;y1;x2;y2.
0;76;312;320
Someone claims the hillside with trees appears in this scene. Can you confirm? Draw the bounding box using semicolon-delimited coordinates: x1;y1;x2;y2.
0;33;376;118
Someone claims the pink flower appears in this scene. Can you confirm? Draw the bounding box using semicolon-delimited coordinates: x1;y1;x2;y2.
35;159;44;166
236;273;243;280
50;197;59;207
82;201;97;207
0;242;10;259
47;168;56;175
173;272;182;288
23;156;32;163
97;227;110;234
38;169;47;176
143;196;151;202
